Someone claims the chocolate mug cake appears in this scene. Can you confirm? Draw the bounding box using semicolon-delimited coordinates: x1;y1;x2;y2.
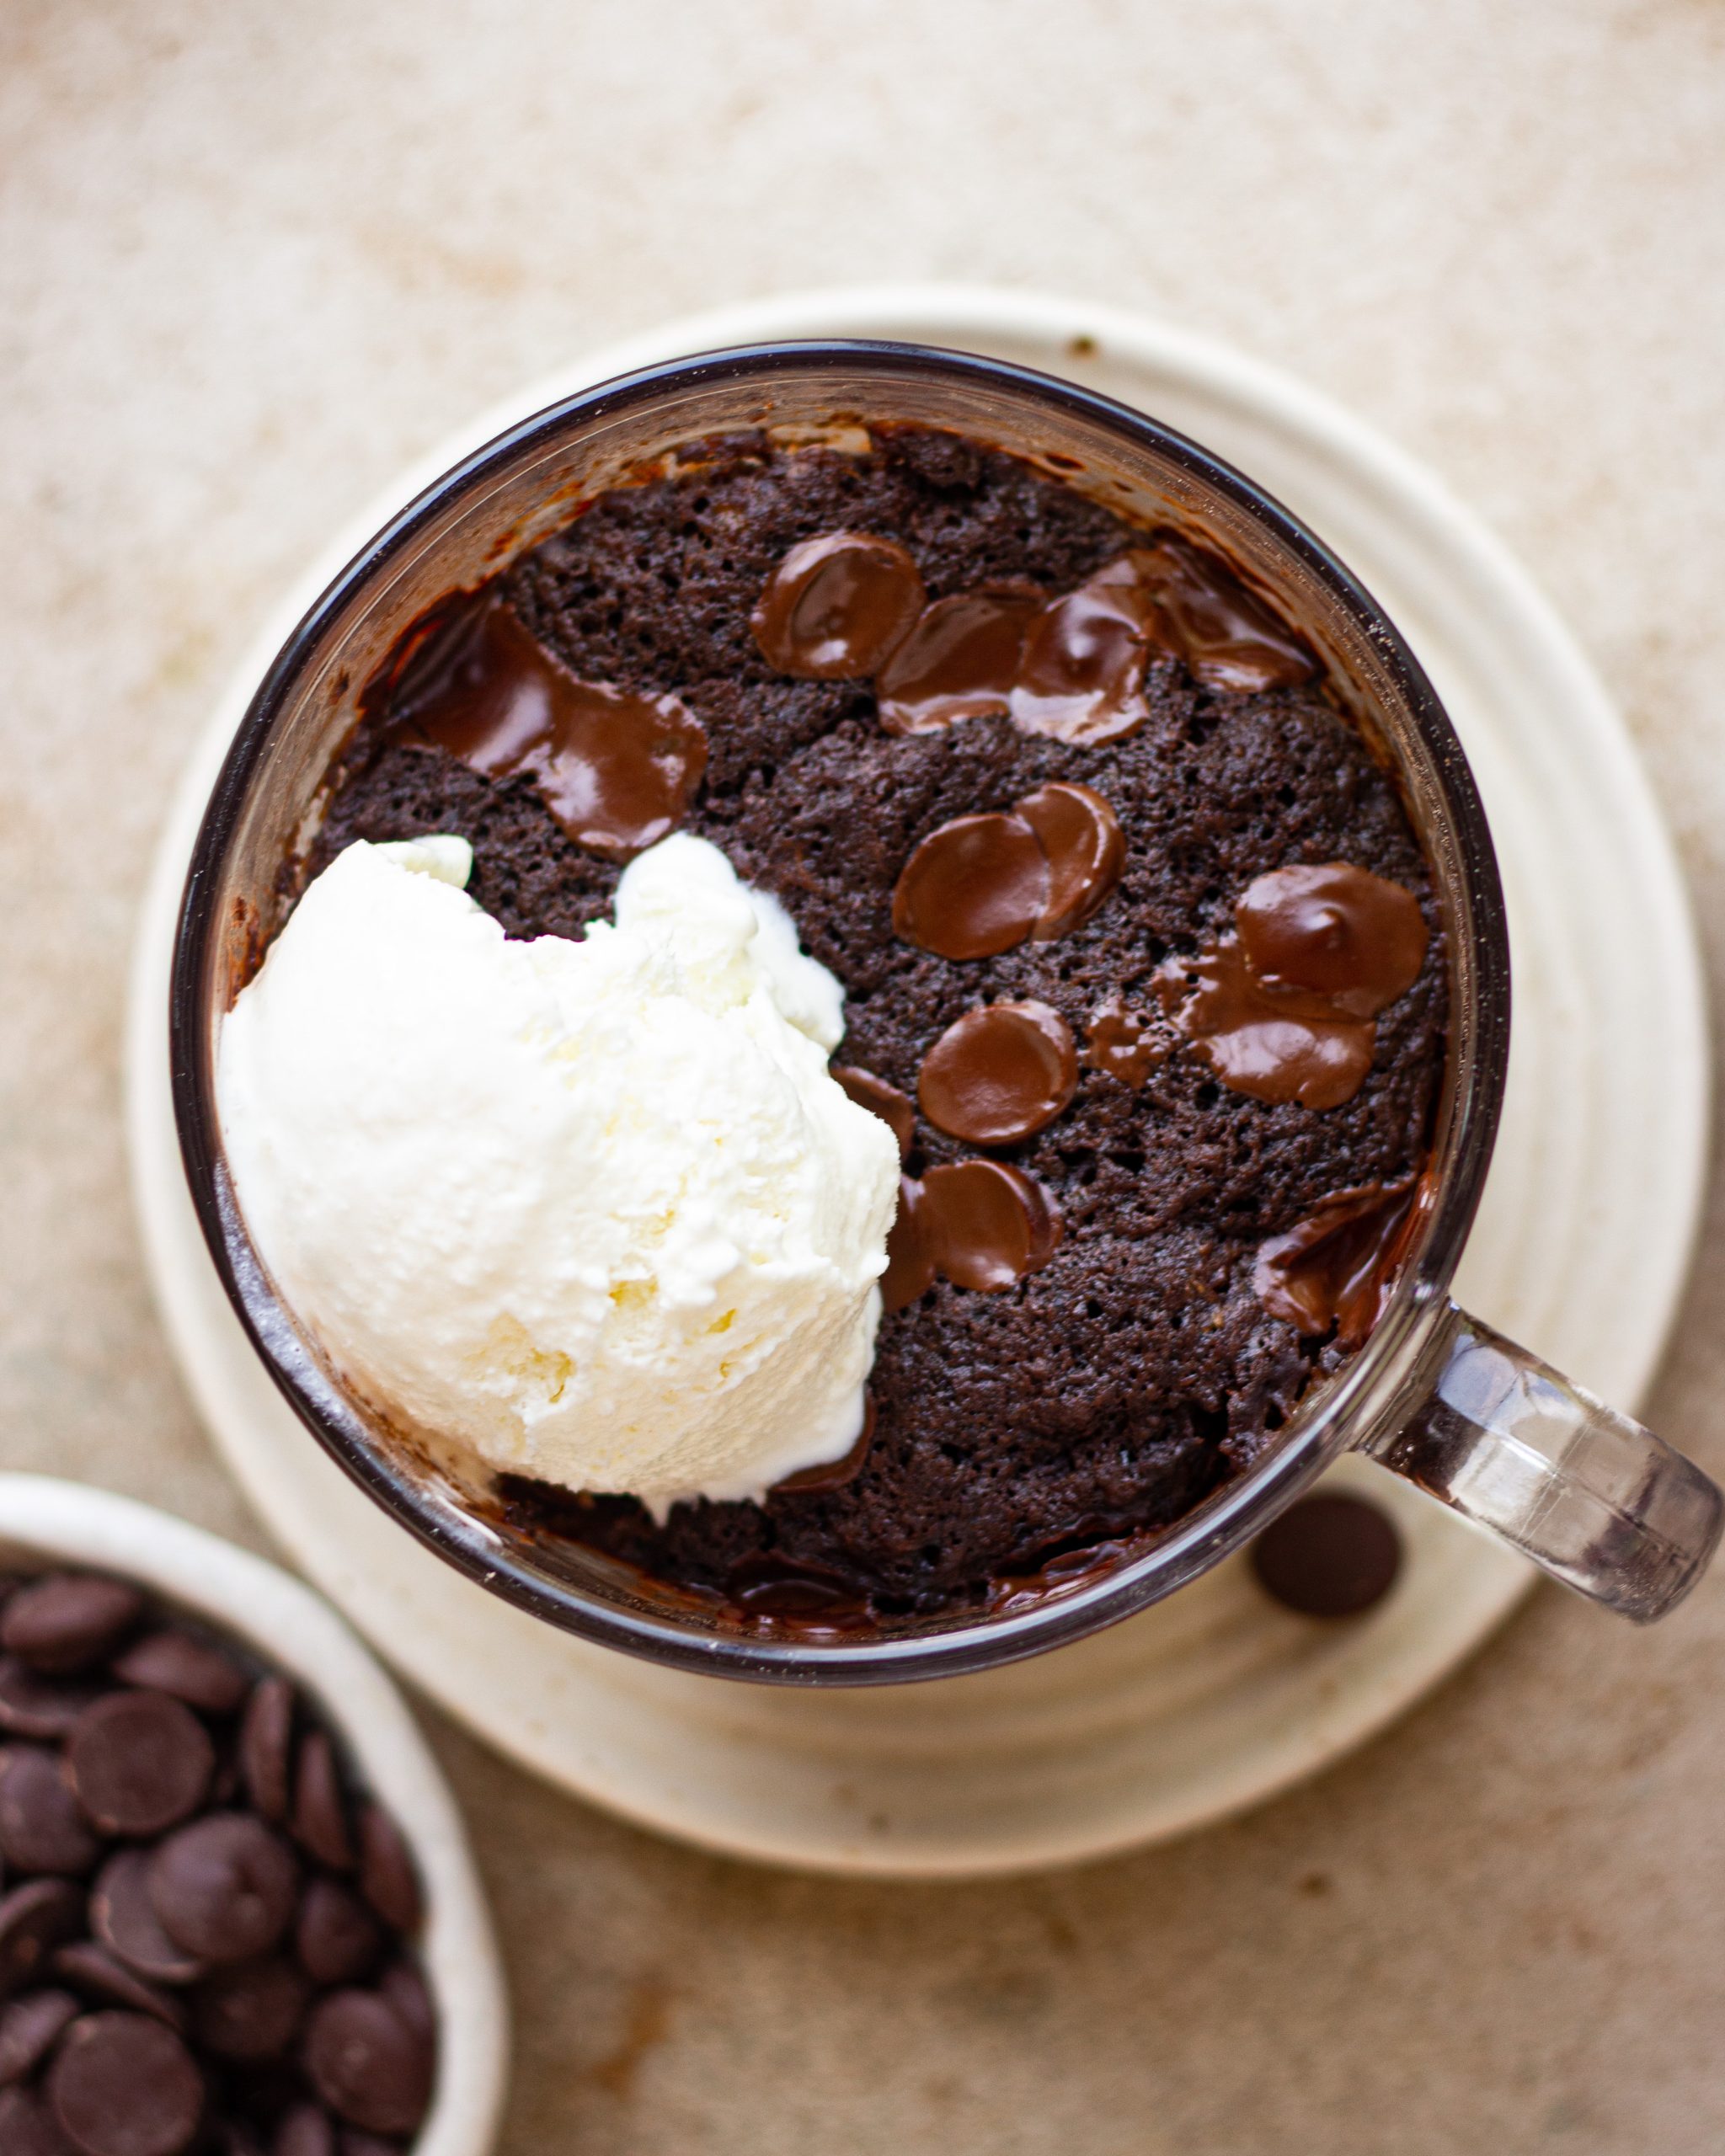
223;418;1445;1627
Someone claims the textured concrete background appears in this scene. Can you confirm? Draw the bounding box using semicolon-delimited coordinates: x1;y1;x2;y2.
5;3;1725;2149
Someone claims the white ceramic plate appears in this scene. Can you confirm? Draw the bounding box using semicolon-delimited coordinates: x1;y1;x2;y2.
0;1473;509;2151
126;285;1708;1879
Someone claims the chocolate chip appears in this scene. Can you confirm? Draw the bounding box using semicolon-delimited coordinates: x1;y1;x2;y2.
0;1881;88;2002
831;1066;915;1162
68;1694;214;1838
302;1992;430;2138
1250;1493;1403;1618
916;1000;1078;1147
750;532;925;680
111;1635;250;1718
296;1882;380;1989
0;1662;104;1742
51;1945;186;2031
2;1579;142;1678
239;1683;294;1827
150;1817;296;1966
0;1748;103;1876
290;1738;352;1874
47;2011;206;2156
339;2135;402;2156
271;2105;334;2156
193;1959;308;2063
0;1988;79;2084
376;1963;432;2048
0;2082;75;2155
90;1852;205;1987
354;1812;419;1940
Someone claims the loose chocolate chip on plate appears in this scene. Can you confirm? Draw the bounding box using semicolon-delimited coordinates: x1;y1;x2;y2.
296;1881;381;1989
150;1816;297;1966
90;1851;206;1988
0;2081;76;2156
51;1944;186;2031
48;2010;206;2156
0;1987;80;2084
302;1992;431;2137
0;1880;88;2002
0;1748;104;1876
193;1957;309;2063
111;1634;250;1718
239;1682;294;1827
68;1694;215;1839
272;2105;335;2156
291;1737;353;1874
0;1661;104;1742
1250;1494;1403;1619
2;1577;143;1678
355;1811;419;1940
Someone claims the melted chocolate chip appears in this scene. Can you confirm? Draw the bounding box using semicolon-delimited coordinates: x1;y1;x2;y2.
831;1066;915;1161
920;1161;1061;1291
47;2011;205;2156
917;1001;1078;1146
1;1580;142;1679
891;812;1049;959
1235;862;1429;1015
1086;999;1164;1086
391;592;707;860
1129;533;1316;693
1251;1494;1402;1617
880;1177;937;1313
302;1992;431;2138
771;1398;878;1497
750;532;925;680
1156;937;1378;1110
875;591;1038;732
67;1694;215;1840
1008;577;1150;744
1253;1178;1421;1348
1016;782;1124;939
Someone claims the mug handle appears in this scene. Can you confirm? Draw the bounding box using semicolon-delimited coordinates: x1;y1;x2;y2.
1360;1302;1723;1622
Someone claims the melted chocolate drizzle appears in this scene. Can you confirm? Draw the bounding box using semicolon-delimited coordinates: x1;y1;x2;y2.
387;591;708;860
1253;1176;1426;1348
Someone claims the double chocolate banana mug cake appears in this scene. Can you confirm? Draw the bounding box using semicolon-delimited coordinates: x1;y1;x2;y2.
215;415;1445;1630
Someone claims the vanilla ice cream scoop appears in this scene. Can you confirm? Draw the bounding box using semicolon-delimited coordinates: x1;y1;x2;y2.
216;830;900;1515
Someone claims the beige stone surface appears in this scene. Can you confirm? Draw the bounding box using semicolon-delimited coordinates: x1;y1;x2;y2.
5;2;1725;2148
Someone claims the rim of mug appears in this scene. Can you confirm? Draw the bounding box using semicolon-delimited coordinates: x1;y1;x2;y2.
169;339;1510;1685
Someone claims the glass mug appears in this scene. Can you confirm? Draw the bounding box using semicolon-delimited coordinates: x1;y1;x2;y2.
170;343;1723;1683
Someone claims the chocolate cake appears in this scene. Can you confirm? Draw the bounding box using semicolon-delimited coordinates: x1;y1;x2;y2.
307;422;1447;1620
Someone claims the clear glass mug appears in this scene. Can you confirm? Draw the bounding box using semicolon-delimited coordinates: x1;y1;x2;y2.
169;343;1724;1683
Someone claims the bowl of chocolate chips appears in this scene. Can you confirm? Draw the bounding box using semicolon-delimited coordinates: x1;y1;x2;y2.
0;1474;507;2156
